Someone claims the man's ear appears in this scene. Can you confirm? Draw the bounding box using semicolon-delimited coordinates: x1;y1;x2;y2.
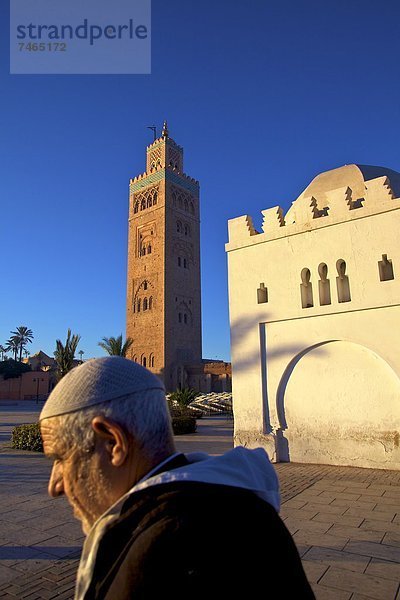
91;416;129;467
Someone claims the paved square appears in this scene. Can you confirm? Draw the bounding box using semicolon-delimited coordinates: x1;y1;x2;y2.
1;402;400;599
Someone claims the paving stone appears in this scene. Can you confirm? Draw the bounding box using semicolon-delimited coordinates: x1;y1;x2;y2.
305;502;347;515
311;583;352;599
365;558;400;581
382;489;400;499
281;498;308;509
312;512;364;528
373;497;400;509
30;539;81;559
302;561;329;583
294;531;349;551
302;545;370;572
42;525;83;543
285;517;334;535
319;566;399;599
382;532;400;548
312;483;348;493
356;488;385;498
361;520;400;534
300;494;336;505
0;566;21;586
280;507;319;521
344;540;400;563
331;499;378;511
328;525;384;543
335;481;370;489
329;492;361;501
296;544;311;557
355;509;397;523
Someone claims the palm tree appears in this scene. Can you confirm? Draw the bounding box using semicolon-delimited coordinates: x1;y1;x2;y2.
169;387;198;408
78;349;85;363
98;335;133;357
0;345;6;361
5;336;19;361
11;326;34;362
54;329;81;380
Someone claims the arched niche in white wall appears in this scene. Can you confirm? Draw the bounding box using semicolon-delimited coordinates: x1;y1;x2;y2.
276;340;400;469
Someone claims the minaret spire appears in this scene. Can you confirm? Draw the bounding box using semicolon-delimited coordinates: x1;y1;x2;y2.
162;120;169;139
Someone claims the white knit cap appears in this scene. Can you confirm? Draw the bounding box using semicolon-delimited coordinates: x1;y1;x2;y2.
40;356;165;421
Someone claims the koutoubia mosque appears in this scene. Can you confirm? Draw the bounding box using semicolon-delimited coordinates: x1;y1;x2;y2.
126;122;231;393
126;122;400;470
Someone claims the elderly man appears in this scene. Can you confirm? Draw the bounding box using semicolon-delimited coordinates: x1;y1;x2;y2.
40;356;314;599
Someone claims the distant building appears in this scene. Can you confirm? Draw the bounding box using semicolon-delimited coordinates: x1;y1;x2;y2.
22;350;56;372
126;122;231;392
0;351;57;401
226;164;400;469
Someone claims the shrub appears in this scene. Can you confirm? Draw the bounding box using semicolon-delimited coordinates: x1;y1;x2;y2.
11;423;43;452
169;387;198;408
172;416;197;435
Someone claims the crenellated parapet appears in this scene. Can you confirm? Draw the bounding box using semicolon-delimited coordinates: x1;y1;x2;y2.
261;206;285;234
228;215;259;244
226;165;400;249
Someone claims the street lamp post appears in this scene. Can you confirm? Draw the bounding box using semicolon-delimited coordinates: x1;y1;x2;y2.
33;377;44;404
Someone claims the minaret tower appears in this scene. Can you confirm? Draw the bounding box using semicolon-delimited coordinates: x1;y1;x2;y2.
126;122;202;390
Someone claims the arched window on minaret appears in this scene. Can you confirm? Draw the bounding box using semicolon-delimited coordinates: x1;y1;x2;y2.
184;198;189;212
177;220;182;233
149;353;155;368
137;298;141;312
143;297;148;311
300;268;313;308
140;198;146;211
336;259;351;302
189;201;194;215
153;191;157;206
133;201;139;214
149;296;153;310
318;263;331;306
147;244;152;254
147;196;152;208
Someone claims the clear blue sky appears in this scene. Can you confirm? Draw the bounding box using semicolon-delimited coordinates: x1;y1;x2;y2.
1;0;400;362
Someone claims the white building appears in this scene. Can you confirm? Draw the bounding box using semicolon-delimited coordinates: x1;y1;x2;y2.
226;164;400;469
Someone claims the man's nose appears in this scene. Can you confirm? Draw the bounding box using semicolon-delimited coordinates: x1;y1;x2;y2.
48;464;64;498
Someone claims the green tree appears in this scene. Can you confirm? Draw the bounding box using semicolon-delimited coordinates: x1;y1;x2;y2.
0;359;31;379
98;335;133;357
54;329;81;380
0;345;6;361
5;336;19;361
11;326;34;362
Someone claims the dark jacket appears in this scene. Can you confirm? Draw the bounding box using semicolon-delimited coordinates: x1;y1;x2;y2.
83;454;314;599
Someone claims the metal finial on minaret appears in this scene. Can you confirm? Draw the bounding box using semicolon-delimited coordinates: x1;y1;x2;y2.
147;126;157;141
162;120;169;138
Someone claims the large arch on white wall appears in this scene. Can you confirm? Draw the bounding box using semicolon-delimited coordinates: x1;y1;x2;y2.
276;340;400;468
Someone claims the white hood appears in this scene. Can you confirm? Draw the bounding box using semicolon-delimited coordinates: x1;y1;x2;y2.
132;446;280;511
